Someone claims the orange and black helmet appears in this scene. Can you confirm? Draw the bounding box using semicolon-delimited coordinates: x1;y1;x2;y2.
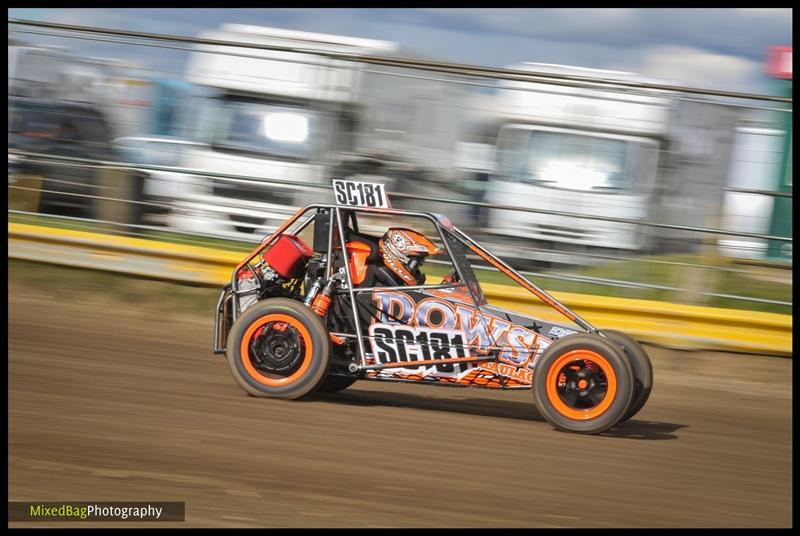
379;228;441;285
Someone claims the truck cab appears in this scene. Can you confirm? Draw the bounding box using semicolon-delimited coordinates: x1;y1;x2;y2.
481;63;737;263
165;24;468;240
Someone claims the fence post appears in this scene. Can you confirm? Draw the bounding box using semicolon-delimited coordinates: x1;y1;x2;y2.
95;166;144;230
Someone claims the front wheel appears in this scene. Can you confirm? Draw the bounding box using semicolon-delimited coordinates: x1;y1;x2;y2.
225;298;330;399
533;333;634;434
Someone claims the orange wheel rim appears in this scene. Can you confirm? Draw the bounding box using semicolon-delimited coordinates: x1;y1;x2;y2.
545;349;617;420
239;313;314;387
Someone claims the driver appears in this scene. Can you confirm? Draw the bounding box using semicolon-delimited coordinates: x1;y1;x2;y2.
377;227;441;286
328;227;443;340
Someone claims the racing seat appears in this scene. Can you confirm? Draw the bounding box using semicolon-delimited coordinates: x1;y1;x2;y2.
341;230;404;288
328;228;409;337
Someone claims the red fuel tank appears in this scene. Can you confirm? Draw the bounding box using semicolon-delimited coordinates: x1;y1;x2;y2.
262;234;313;279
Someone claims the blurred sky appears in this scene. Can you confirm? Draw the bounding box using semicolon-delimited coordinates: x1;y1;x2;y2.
8;8;793;95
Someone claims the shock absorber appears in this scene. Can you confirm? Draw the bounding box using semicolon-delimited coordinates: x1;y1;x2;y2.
303;278;322;306
310;277;337;317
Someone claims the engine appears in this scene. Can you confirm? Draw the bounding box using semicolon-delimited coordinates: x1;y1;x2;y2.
236;234;313;313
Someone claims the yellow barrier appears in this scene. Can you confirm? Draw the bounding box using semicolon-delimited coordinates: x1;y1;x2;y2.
482;283;791;355
8;222;792;355
9;222;240;285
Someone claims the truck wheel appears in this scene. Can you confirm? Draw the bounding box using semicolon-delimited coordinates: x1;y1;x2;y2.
600;330;653;422
226;298;330;399
533;333;634;434
316;375;358;393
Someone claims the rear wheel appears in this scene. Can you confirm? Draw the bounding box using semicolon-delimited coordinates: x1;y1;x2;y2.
533;333;634;434
600;330;653;422
226;298;330;399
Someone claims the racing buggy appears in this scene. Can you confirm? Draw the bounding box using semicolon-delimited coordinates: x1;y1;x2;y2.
213;179;652;434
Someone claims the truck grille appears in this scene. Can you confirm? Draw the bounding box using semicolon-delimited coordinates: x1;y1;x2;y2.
211;180;294;206
531;224;589;240
229;214;265;234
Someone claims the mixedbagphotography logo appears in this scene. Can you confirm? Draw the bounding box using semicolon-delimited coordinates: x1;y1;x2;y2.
8;502;185;522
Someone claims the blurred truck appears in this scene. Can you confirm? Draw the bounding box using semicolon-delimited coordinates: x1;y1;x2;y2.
8;42;155;226
8;95;121;219
161;24;470;239
8;40;145;138
474;63;739;265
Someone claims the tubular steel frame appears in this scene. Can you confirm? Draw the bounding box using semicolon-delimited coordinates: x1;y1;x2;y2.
216;203;603;369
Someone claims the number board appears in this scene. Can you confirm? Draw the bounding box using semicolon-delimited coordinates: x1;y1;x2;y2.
332;179;391;208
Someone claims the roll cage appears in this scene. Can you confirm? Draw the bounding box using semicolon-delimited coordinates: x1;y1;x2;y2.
214;203;599;371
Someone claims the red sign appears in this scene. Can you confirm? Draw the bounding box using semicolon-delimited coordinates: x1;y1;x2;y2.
766;46;792;80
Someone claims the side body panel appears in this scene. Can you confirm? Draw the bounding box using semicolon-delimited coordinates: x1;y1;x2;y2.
350;286;579;389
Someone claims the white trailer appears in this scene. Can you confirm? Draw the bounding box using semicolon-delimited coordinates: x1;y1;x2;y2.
166;24;468;239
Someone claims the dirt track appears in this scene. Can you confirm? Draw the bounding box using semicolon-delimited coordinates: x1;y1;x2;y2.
8;284;793;527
